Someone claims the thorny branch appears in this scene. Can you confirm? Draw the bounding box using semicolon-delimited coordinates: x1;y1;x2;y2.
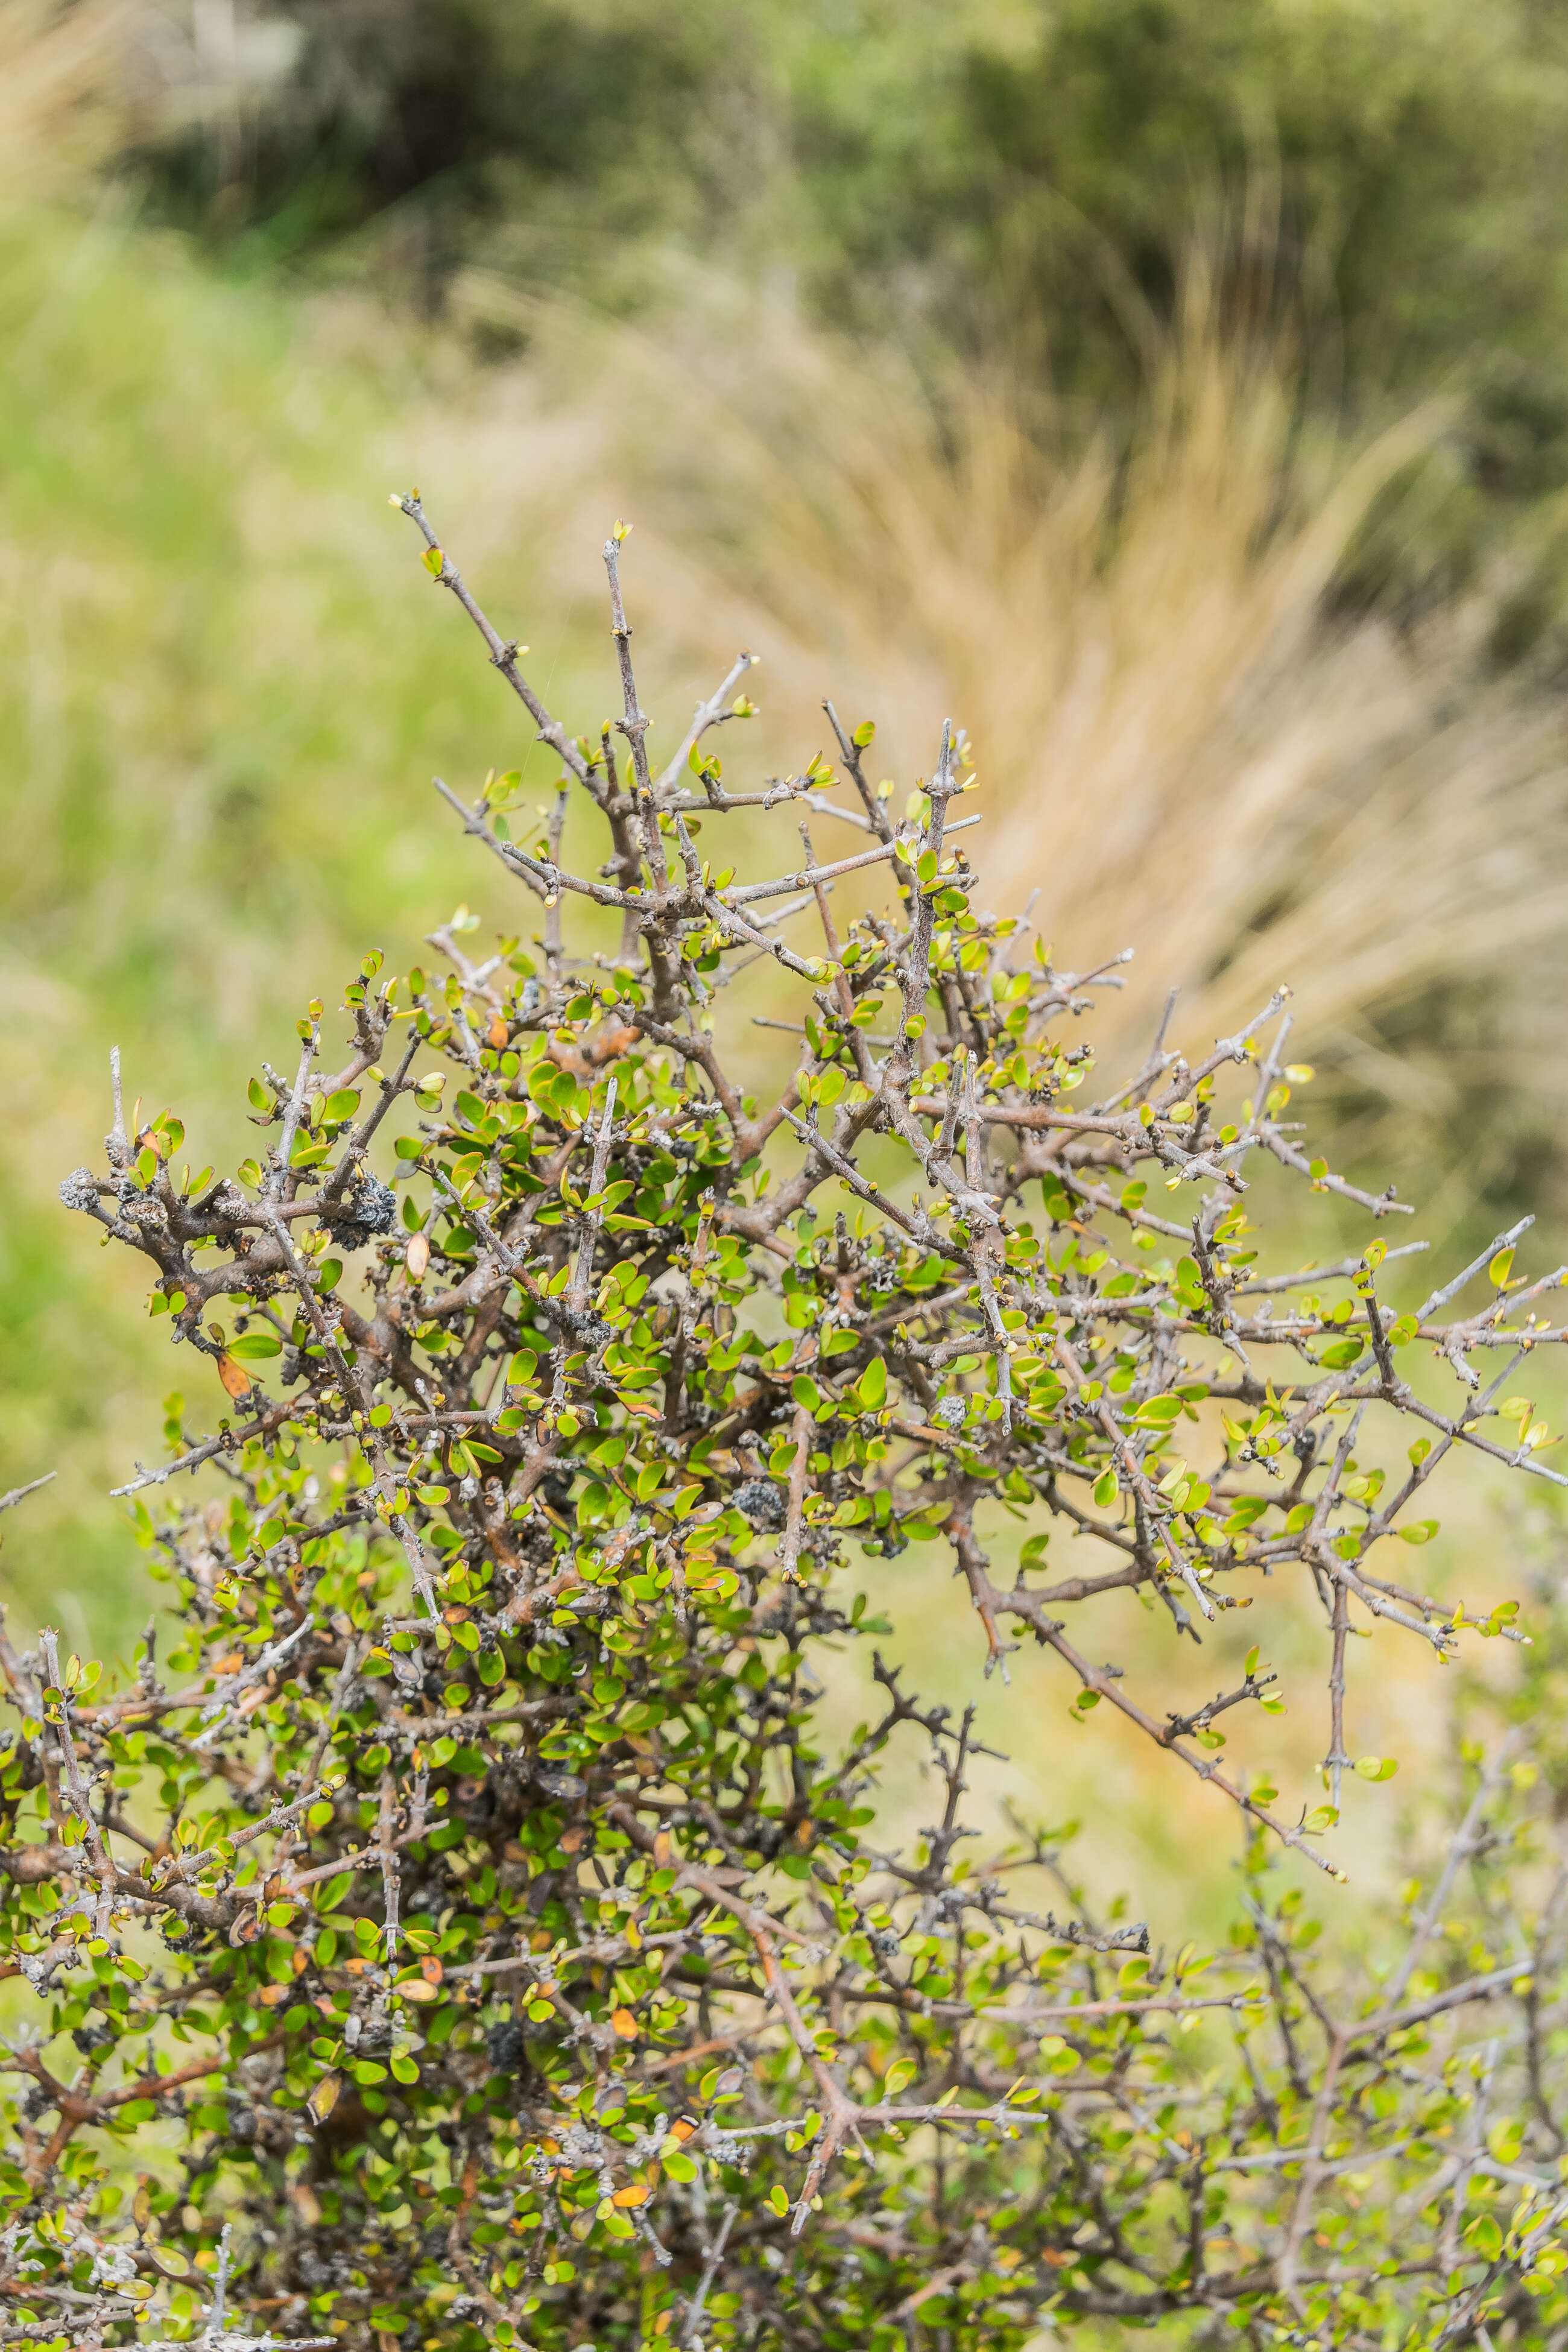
10;504;1566;2349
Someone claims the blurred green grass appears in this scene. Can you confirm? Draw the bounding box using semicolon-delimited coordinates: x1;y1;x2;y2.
0;194;838;1656
0;201;603;1649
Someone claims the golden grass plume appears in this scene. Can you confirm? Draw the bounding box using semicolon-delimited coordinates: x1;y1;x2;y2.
0;0;145;203
455;261;1568;1166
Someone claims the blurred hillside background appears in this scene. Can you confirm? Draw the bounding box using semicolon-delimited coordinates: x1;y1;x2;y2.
8;0;1568;1929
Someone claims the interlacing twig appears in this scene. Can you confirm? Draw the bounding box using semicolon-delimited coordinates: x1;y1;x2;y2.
16;501;1564;2348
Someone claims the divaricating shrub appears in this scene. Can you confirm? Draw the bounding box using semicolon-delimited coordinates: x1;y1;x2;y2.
4;504;1566;2347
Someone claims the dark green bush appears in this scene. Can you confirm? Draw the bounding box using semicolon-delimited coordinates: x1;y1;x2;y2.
4;505;1566;2344
151;0;1568;435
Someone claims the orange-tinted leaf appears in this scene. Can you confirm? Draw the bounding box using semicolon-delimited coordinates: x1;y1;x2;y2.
217;1353;253;1399
611;2007;639;2040
612;2182;650;2208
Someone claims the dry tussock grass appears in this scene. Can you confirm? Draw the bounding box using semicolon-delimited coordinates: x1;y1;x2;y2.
452;263;1568;1175
0;0;145;201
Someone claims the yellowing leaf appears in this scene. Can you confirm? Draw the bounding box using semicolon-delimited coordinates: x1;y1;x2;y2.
307;2072;341;2123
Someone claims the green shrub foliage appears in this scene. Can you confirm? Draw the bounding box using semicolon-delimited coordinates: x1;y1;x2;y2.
9;505;1566;2346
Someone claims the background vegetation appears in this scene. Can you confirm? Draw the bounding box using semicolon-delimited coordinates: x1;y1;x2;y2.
10;0;1568;1940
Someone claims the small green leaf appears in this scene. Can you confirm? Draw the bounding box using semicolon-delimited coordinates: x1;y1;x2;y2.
227;1333;281;1361
1132;1395;1183;1427
1355;1756;1398;1782
1224;1497;1268;1534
